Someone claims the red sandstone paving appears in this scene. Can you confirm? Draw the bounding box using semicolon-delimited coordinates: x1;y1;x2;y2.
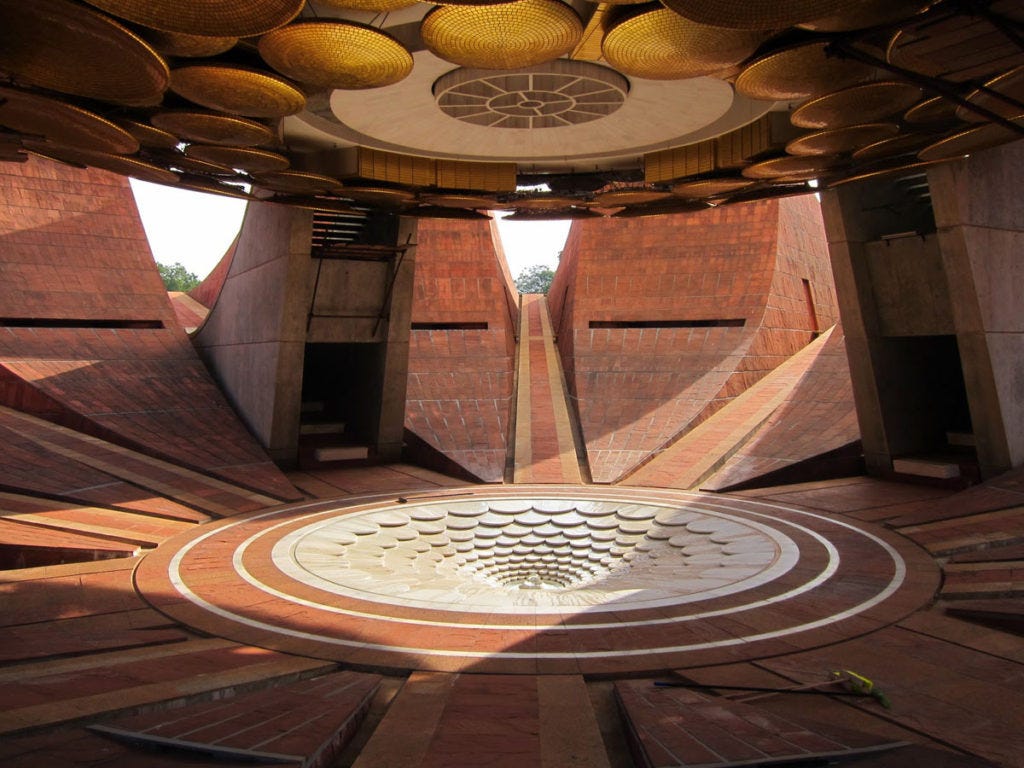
758;626;1024;768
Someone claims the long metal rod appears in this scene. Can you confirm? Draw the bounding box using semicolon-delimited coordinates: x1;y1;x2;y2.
829;40;1024;135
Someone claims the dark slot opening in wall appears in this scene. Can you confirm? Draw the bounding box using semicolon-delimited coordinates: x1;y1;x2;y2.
588;319;745;329
0;318;164;329
412;322;489;331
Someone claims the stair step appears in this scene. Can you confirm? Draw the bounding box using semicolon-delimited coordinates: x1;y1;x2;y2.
315;446;369;462
300;422;346;436
893;458;961;479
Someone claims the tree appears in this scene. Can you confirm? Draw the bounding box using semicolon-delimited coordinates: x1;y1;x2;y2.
158;262;200;292
515;264;555;295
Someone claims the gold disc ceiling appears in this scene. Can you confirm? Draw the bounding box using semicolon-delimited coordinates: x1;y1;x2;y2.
421;0;583;70
185;145;291;174
791;82;923;130
80;0;304;37
144;30;238;58
956;65;1024;123
258;21;413;90
797;0;932;32
149;112;277;147
735;42;875;101
253;170;344;194
0;87;140;155
659;0;850;30
114;119;180;150
786;123;900;156
0;0;168;107
316;0;420;10
602;7;766;80
170;65;306;118
26;142;180;185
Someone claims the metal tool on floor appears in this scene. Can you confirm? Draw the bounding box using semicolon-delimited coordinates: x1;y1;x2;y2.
654;669;891;708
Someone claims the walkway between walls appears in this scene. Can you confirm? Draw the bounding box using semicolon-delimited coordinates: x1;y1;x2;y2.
511;295;587;484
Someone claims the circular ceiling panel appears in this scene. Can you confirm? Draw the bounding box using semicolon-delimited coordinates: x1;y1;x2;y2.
80;0;304;37
421;0;583;70
259;21;413;90
0;87;140;154
150;111;277;147
735;42;875;101
0;0;168;106
791;81;922;129
170;65;306;118
659;0;849;30
602;7;765;80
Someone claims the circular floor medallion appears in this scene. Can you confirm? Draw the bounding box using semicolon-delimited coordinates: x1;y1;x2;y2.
137;486;938;675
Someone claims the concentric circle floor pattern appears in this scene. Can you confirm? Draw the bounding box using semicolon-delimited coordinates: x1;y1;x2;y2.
136;485;939;675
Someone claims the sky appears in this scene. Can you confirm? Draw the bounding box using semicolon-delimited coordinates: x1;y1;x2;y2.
130;180;570;281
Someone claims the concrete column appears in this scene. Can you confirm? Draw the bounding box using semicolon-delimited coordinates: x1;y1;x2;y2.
820;183;896;474
192;202;315;466
929;140;1024;476
376;217;417;462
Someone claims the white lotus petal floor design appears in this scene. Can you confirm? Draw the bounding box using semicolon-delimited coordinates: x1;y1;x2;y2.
137;486;939;675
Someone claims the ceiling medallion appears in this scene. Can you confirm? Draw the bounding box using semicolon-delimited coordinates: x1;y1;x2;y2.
421;0;583;70
434;61;628;129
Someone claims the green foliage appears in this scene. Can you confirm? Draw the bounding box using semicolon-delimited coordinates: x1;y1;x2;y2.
157;261;200;292
514;263;555;295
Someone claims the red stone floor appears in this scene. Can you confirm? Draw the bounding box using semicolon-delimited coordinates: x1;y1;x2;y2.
1;463;1022;766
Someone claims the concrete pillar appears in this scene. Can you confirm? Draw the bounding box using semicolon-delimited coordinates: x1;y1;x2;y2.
192;202;315;466
929;140;1024;475
376;217;417;462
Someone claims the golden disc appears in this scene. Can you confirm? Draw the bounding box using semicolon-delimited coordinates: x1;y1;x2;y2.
742;154;844;180
0;0;168;107
735;42;874;101
25;141;180;184
786;123;900;156
145;30;237;58
671;177;753;198
113;119;180;150
421;0;583;70
852;132;937;161
602;7;766;80
798;0;932;32
150;111;276;147
418;193;498;209
594;189;671;206
659;0;849;30
888;0;1024;83
186;145;290;174
956;65;1024;123
918;119;1024;162
254;170;344;194
152;151;237;176
0;87;139;154
339;186;417;206
316;0;420;12
258;21;413;90
903;95;961;127
170;65;305;118
791;82;922;130
80;0;305;37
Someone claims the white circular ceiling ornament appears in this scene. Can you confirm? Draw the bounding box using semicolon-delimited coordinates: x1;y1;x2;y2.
310;51;772;167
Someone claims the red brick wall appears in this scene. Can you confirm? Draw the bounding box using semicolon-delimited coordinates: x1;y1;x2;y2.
551;196;837;482
405;218;518;481
0;155;296;499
